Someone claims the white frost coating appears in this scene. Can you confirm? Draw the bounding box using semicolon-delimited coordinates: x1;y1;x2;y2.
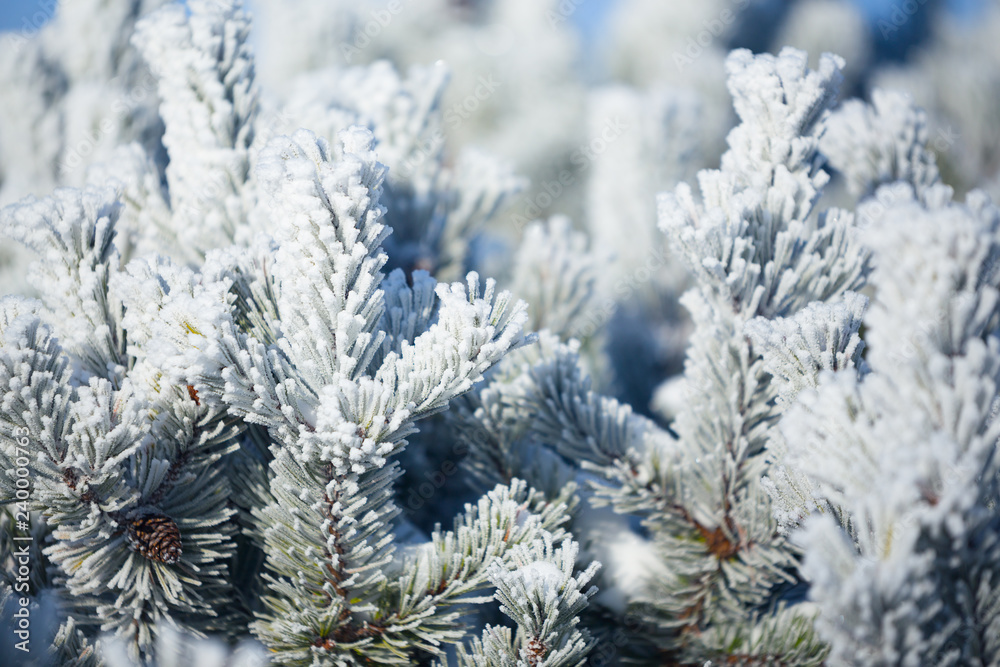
778;184;1000;665
1;187;127;383
3;0;999;661
509;216;598;339
822;89;940;198
507;560;564;596
745;291;868;405
469;535;599;666
585;85;702;298
133;0;258;260
871;4;1000;200
596;47;868;661
252;0;582;222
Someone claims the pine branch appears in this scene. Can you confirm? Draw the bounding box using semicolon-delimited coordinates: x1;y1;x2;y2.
454;533;599;667
133;0;258;261
1;188;128;385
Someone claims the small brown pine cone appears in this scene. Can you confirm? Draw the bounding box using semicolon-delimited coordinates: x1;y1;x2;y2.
125;514;182;564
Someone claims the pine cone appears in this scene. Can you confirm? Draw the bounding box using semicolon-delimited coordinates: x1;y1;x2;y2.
125;514;182;565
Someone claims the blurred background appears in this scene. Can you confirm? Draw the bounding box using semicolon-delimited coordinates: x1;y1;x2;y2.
0;0;991;55
1;0;998;416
